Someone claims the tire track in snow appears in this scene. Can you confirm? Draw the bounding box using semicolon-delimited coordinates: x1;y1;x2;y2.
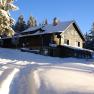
0;68;19;94
0;68;14;85
0;66;8;78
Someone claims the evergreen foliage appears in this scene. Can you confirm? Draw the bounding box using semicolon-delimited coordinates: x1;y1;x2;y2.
53;17;60;26
14;15;27;32
43;19;48;25
84;22;94;50
27;15;37;28
0;0;18;37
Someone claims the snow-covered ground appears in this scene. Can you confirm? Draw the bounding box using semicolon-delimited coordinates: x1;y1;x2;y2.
0;48;94;94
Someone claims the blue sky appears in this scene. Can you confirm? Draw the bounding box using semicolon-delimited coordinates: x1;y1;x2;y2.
11;0;94;34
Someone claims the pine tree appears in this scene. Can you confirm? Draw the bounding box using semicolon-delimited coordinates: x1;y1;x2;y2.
39;19;48;27
27;16;37;28
14;15;27;33
0;0;18;37
35;19;37;26
84;22;94;50
85;32;89;41
42;19;48;25
89;22;94;39
44;19;48;25
53;17;60;26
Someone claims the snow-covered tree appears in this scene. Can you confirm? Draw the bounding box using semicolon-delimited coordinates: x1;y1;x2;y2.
85;32;89;41
44;19;48;25
42;19;48;26
14;15;27;32
27;15;37;28
34;19;37;26
53;17;60;26
0;0;18;37
39;19;48;27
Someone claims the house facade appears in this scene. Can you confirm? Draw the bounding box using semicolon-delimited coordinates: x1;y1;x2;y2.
53;22;84;48
37;20;85;49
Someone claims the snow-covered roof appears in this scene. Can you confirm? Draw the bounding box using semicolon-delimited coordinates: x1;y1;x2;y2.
20;20;85;41
22;20;73;34
42;20;73;33
22;25;42;33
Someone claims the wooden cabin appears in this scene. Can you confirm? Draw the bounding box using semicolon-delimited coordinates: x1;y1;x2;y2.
17;20;85;49
0;20;93;58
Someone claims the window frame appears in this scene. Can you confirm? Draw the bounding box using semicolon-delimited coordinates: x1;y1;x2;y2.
64;39;69;45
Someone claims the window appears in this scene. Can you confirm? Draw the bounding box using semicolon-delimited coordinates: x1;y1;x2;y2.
78;42;80;47
67;40;69;45
64;39;69;45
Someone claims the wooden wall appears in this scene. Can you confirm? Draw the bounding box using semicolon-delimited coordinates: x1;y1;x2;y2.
19;34;52;49
60;24;83;48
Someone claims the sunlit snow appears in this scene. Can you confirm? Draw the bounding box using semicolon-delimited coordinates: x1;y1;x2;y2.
0;48;94;94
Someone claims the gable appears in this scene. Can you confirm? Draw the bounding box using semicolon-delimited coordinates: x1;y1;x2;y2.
72;23;85;41
59;23;84;48
61;22;85;41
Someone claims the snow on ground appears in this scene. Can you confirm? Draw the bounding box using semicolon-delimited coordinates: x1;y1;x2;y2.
0;48;94;94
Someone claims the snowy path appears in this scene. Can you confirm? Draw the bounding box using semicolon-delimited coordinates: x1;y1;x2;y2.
0;48;94;94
